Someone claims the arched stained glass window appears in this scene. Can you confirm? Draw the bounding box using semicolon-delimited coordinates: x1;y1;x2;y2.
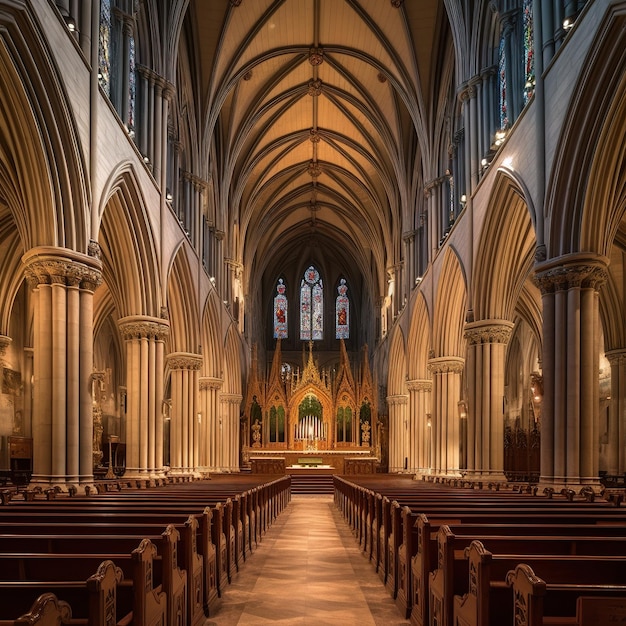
336;278;349;339
98;0;112;96
273;278;288;339
499;36;508;129
300;266;323;340
523;0;535;103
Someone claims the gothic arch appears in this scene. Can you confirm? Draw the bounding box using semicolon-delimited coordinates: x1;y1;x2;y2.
167;246;200;354
433;247;467;358
201;291;223;379
98;166;161;318
387;325;407;397
407;291;431;380
222;323;244;397
547;6;626;257
0;5;88;251
473;170;536;321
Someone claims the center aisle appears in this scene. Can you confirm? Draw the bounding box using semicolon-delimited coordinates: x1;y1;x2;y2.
206;494;410;626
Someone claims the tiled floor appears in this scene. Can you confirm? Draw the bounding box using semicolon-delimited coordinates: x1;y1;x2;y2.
204;494;410;626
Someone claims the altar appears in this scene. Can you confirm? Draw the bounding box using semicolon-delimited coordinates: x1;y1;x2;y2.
243;341;380;466
247;449;375;474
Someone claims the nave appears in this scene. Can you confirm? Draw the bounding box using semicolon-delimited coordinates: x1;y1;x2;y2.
209;494;408;626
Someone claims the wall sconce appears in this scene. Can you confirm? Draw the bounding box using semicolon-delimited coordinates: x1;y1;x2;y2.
165;188;173;201
459;194;467;210
426;414;432;428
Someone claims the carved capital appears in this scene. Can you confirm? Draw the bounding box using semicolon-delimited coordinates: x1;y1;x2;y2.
427;356;465;374
386;394;408;406
606;349;626;367
534;255;609;294
0;335;11;357
221;393;243;405
167;352;203;371
464;320;514;345
22;247;103;291
406;379;432;393
199;376;223;391
118;316;170;341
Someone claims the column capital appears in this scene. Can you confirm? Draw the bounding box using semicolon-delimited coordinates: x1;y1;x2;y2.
533;253;609;294
606;349;626;367
464;319;514;345
221;393;243;405
427;356;465;374
406;379;432;392
118;315;170;340
199;376;223;390
386;394;408;406
0;335;11;357
166;352;203;370
22;247;103;291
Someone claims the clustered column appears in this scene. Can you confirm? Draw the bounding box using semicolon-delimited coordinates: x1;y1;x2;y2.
406;379;432;475
464;320;514;479
604;349;626;475
386;394;409;472
118;316;169;478
23;248;102;489
167;352;203;476
199;377;222;473
427;356;465;476
534;255;608;487
220;393;243;472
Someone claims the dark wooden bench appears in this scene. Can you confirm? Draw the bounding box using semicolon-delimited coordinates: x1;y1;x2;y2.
456;541;626;626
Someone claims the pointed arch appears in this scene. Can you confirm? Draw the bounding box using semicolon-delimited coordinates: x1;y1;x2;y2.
473;170;536;320
0;6;89;251
407;291;431;380
387;325;407;396
548;8;626;257
202;290;223;378
167;245;200;353
98;165;161;318
433;248;467;357
222;323;244;397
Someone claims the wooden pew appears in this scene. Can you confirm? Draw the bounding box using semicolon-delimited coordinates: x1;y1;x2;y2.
456;541;626;626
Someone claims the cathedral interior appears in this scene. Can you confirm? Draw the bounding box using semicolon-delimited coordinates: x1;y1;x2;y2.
0;0;625;492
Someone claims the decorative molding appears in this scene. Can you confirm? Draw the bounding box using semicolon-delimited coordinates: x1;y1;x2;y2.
118;316;170;341
308;47;324;66
221;393;243;405
464;320;514;345
533;254;608;294
200;377;223;391
167;352;203;370
23;252;103;292
427;356;465;375
308;78;323;96
0;335;11;357
606;349;626;367
386;394;408;406
406;379;432;392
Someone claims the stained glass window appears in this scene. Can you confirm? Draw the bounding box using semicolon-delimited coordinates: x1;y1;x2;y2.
335;278;349;339
98;0;112;96
300;266;323;340
523;0;534;103
128;34;136;132
499;36;508;129
273;278;288;339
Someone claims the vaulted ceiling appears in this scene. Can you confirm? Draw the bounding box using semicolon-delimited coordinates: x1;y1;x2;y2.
190;0;447;344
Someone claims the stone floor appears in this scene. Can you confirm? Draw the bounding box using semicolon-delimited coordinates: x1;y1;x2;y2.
204;494;410;626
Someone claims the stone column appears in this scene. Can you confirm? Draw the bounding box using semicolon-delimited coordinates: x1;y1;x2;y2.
167;352;203;476
427;357;465;476
534;255;608;488
464;320;514;479
386;394;408;472
407;379;432;474
220;393;243;472
23;248;102;489
605;349;626;475
199;377;223;472
118;316;169;478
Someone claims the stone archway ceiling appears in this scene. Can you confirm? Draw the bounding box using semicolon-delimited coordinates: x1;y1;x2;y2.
196;0;441;285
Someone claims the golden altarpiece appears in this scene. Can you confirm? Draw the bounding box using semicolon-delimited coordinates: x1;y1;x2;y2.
241;340;379;471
